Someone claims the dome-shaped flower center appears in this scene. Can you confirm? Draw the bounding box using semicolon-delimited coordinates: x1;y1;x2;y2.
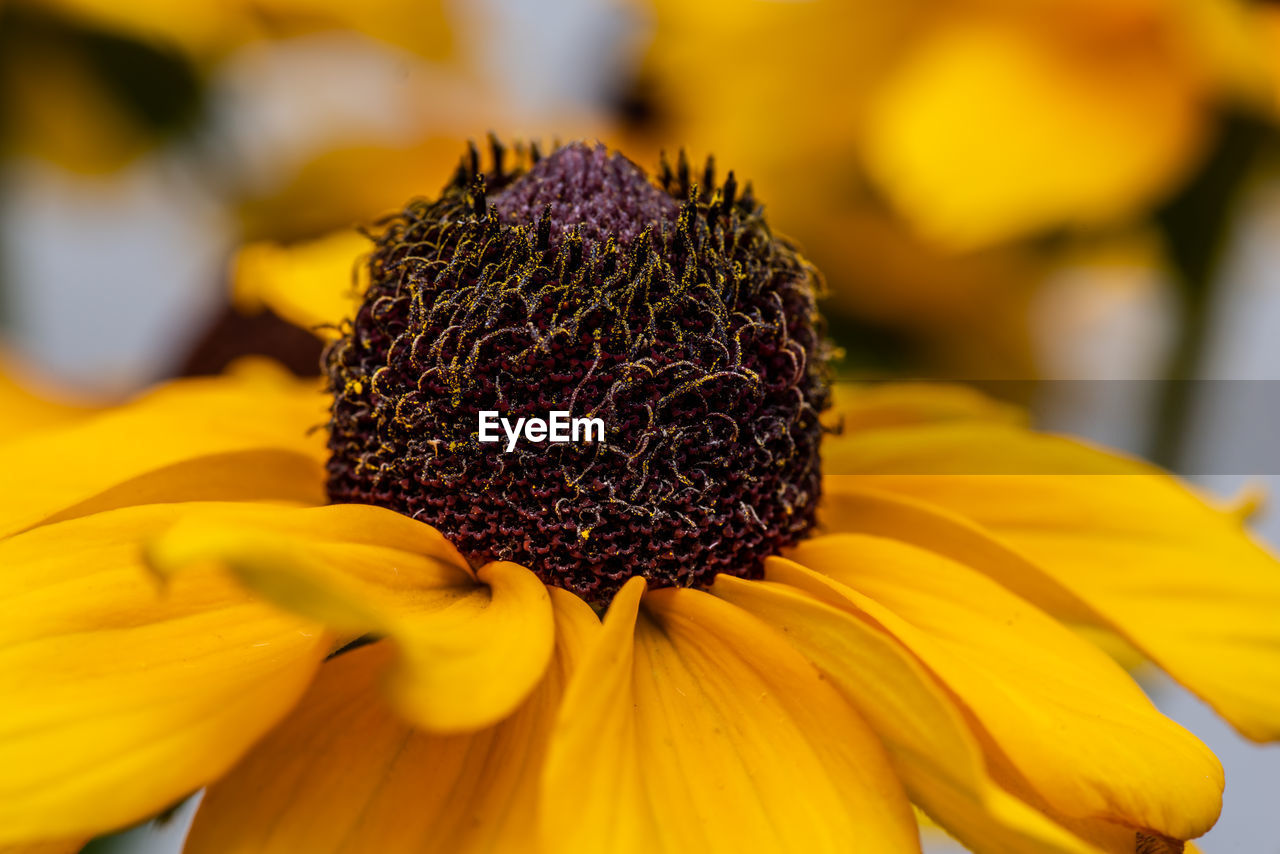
324;140;830;605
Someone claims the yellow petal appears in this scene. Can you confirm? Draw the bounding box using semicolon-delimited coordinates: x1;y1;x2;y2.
713;574;1129;854
862;18;1204;247
184;587;596;854
542;576;921;854
0;503;328;844
0;350;100;443
826;381;1025;433
820;485;1156;688
826;419;1280;742
819;482;1096;621
232;231;370;338
147;503;555;733
0;373;327;539
782;534;1223;840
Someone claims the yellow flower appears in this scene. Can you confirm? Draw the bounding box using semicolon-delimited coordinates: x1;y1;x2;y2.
3;143;1278;854
635;0;1277;249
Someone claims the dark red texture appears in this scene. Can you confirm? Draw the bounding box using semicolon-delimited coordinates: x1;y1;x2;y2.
324;140;831;605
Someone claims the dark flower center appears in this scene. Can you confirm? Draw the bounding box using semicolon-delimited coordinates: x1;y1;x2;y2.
324;140;830;606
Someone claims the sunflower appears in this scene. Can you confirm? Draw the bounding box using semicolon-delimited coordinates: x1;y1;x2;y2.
3;141;1278;854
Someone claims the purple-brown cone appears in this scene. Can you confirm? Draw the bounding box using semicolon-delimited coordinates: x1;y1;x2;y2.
324;140;830;605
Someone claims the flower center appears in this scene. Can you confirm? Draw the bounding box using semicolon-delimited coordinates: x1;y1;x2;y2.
324;140;830;605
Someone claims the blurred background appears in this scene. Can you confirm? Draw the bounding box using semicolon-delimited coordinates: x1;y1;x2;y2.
0;0;1277;851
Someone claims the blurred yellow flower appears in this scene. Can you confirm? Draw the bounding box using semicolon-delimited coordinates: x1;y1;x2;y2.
859;0;1272;249
637;0;1276;250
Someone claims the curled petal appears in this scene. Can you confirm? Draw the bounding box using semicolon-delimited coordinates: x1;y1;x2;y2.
0;503;328;844
184;587;597;854
147;503;555;733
